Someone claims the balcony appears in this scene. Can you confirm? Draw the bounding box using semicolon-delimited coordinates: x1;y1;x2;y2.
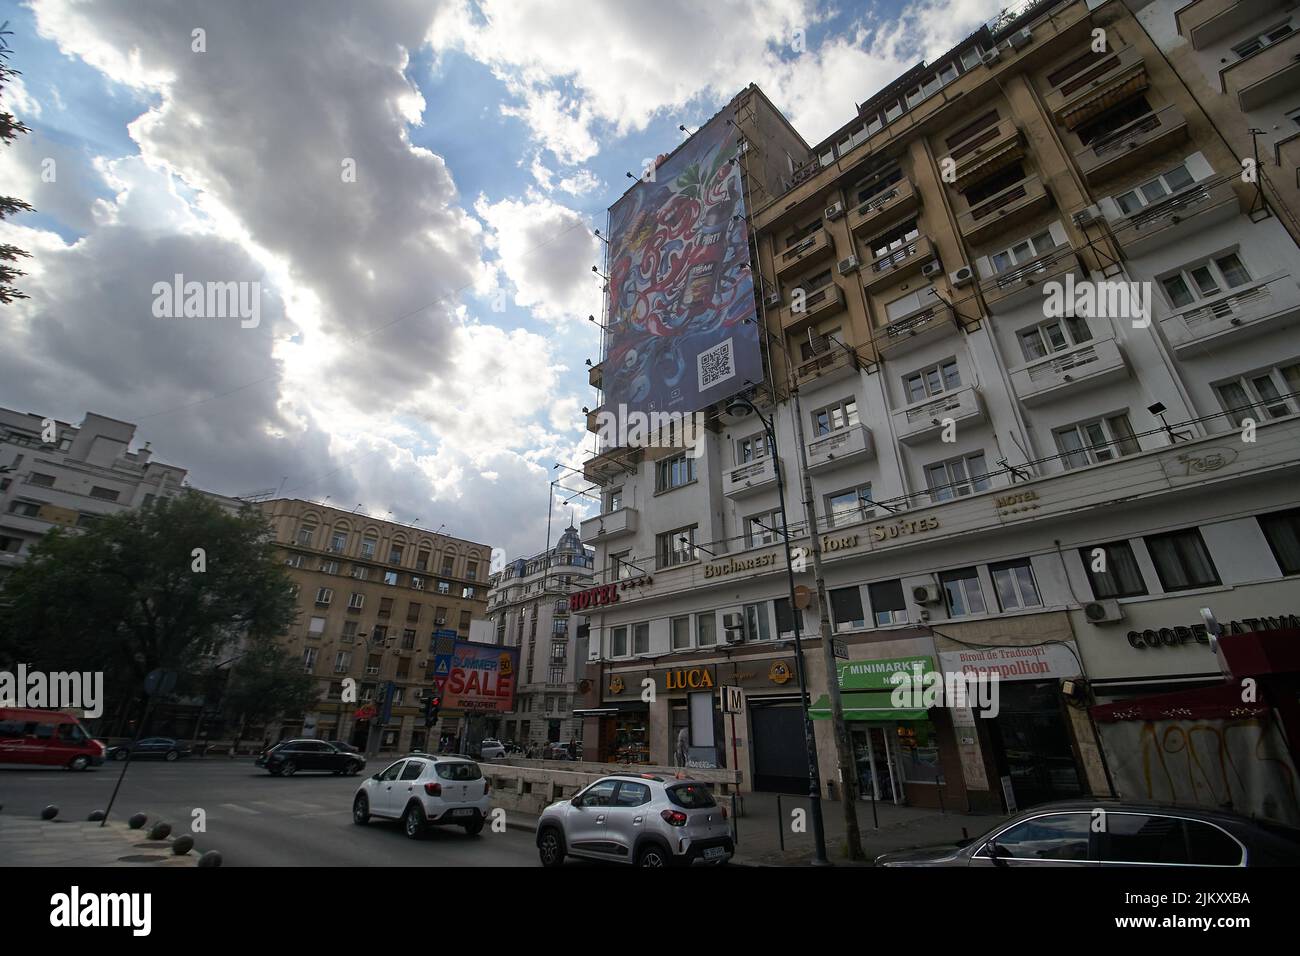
1181;0;1267;50
938;119;1025;192
847;178;920;238
1110;179;1242;258
579;506;639;543
775;227;834;280
981;246;1084;315
588;360;604;389
723;456;782;498
892;385;985;445
582;447;643;485
1045;46;1150;130
874;301;958;360
794;346;860;391
781;281;845;333
862;236;936;293
1158;272;1300;358
957;175;1053;246
806;424;875;474
1222;31;1300;110
586;405;604;434
1009;337;1129;406
1075;105;1189;185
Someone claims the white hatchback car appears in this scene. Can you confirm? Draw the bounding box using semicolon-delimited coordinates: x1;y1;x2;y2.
353;754;491;838
478;738;507;761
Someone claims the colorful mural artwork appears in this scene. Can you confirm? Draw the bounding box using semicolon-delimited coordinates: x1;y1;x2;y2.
603;112;763;414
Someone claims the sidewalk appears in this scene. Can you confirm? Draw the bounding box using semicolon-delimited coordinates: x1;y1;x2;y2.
506;790;1008;866
0;815;200;867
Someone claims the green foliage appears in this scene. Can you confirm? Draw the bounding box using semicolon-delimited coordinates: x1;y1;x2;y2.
0;21;33;304
222;636;319;729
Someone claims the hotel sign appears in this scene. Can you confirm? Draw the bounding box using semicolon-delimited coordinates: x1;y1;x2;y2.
571;583;619;611
868;516;939;542
704;552;778;579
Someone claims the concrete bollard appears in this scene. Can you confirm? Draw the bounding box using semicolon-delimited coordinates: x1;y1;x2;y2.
41;805;58;820
87;810;105;822
172;835;195;855
148;822;172;841
197;850;222;868
128;813;148;830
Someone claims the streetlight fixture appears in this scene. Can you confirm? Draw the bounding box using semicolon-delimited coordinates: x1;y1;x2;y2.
725;394;829;865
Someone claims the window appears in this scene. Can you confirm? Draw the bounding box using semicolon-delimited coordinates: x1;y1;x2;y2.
611;625;629;657
610;550;633;580
746;509;781;547
904;360;960;403
655;453;696;492
437;580;450;594
89;486;119;502
868;580;908;626
825;483;874;527
1232;21;1294;59
830;586;866;632
342;621;358;643
989;560;1042;611
1160;253;1252;309
8;500;40;517
1054;414;1140;469
28;472;54;487
320;559;339;574
657;525;697;569
604;487;623;512
868;217;920;264
1146;529;1220;591
297;526;316;546
351;565;369;581
614;781;652;807
388;545;403;564
334;652;351;674
308;616;327;635
940;567;986;616
1114;163;1195;215
548;666;566;685
925;452;989;503
462;586;476;599
348;592;364;610
671;616;691;650
979;813;1091;861
1098;813;1242;866
330;531;347;552
459;609;471;631
550;640;567;662
285;554;304;568
411;575;424;590
810;398;858;436
1215;363;1300;426
1076;95;1153;147
852;165;903;206
991;230;1056;276
315;587;333;606
1018;316;1092;362
360;537;377;558
380;570;397;586
442;557;454;574
965;162;1025;206
1259;508;1300;575
402;629;417;649
632;622;650;655
945;109;999;151
303;648;318;673
735;432;773;464
1082;541;1147;598
744;603;771;642
696;612;717;646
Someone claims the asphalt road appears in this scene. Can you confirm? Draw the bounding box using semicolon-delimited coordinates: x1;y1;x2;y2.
0;758;547;866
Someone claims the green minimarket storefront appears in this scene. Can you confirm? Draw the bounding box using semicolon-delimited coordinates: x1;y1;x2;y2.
811;656;947;807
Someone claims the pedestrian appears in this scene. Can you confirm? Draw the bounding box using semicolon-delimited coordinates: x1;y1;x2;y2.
567;736;577;761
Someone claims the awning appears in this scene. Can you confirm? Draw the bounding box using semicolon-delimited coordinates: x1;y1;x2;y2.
809;691;927;721
1090;681;1271;723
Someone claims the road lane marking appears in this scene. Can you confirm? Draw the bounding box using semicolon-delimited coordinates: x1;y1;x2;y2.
219;803;260;814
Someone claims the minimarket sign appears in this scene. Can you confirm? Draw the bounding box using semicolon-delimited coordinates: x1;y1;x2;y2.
836;655;936;691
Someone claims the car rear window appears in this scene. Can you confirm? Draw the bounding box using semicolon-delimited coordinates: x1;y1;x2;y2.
436;761;482;781
666;784;716;808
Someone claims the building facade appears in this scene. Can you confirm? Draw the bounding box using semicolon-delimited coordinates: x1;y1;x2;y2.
486;525;594;750
259;499;492;753
576;0;1300;812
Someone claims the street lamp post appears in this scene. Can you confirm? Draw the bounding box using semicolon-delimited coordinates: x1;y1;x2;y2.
726;395;829;865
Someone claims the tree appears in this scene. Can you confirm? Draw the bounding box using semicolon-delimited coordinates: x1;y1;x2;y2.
0;21;33;304
220;637;320;751
0;491;300;726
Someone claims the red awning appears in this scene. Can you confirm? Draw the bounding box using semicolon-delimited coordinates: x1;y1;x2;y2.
1091;681;1271;723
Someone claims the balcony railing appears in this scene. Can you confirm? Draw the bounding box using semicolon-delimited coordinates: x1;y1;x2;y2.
1010;337;1129;406
848;178;919;237
795;346;859;389
723;456;781;498
775;227;833;279
863;236;935;292
874;300;957;359
1044;46;1149;129
806;424;875;473
782;281;845;332
1158;272;1300;357
892;385;985;444
1111;178;1241;257
981;246;1081;314
956;175;1051;245
579;506;639;543
1076;105;1188;185
938;118;1025;191
1221;30;1300;110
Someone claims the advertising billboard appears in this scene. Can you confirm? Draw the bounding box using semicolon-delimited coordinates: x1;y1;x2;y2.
604;111;763;414
434;641;519;714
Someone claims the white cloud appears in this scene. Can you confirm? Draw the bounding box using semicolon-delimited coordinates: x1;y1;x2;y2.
6;73;42;118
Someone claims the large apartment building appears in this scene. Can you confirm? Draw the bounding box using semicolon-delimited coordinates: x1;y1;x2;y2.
485;525;595;750
259;499;492;753
575;0;1300;813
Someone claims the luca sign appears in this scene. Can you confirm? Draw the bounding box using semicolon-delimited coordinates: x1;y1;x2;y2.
440;642;519;713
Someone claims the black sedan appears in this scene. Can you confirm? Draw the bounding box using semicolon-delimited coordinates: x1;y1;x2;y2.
875;800;1300;867
256;738;366;776
106;737;192;762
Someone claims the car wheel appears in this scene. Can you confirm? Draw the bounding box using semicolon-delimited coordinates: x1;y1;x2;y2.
353;794;370;825
348;764;361;776
463;819;484;836
402;803;425;840
68;755;90;771
636;844;670;867
268;766;283;776
538;827;565;867
165;750;179;762
282;760;297;776
114;750;128;761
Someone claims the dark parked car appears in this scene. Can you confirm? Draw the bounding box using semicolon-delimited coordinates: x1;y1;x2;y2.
327;739;361;754
874;800;1300;867
106;737;191;762
256;738;366;776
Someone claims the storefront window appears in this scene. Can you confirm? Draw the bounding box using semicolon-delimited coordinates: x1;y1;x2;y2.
895;720;942;783
612;715;649;764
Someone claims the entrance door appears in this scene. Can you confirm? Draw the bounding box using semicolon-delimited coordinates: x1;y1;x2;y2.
988;680;1083;809
750;704;807;794
852;727;903;803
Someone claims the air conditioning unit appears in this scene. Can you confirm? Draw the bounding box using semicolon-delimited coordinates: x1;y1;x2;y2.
1072;204;1101;227
1084;600;1125;625
837;255;861;275
981;47;1002;66
764;289;781;307
365;666;380;675
912;584;941;605
1008;28;1033;50
921;260;943;278
825;201;846;220
949;265;974;287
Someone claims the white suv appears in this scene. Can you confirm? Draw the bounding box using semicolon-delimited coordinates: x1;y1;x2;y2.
353;754;491;838
478;738;506;760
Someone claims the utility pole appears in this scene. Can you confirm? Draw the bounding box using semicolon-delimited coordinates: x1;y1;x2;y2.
788;387;866;861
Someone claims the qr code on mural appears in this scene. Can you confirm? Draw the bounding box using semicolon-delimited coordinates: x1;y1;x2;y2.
698;338;735;391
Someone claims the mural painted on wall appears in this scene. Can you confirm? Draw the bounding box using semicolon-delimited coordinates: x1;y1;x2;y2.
603;112;762;414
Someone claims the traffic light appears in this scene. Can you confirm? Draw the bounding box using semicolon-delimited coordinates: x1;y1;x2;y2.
422;692;442;728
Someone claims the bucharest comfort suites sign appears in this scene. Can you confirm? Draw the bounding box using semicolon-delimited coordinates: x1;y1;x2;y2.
703;517;943;578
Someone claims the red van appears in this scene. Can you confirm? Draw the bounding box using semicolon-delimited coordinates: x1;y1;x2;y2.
0;708;106;770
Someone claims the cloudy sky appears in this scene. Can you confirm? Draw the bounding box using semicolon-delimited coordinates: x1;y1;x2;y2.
0;0;1008;565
